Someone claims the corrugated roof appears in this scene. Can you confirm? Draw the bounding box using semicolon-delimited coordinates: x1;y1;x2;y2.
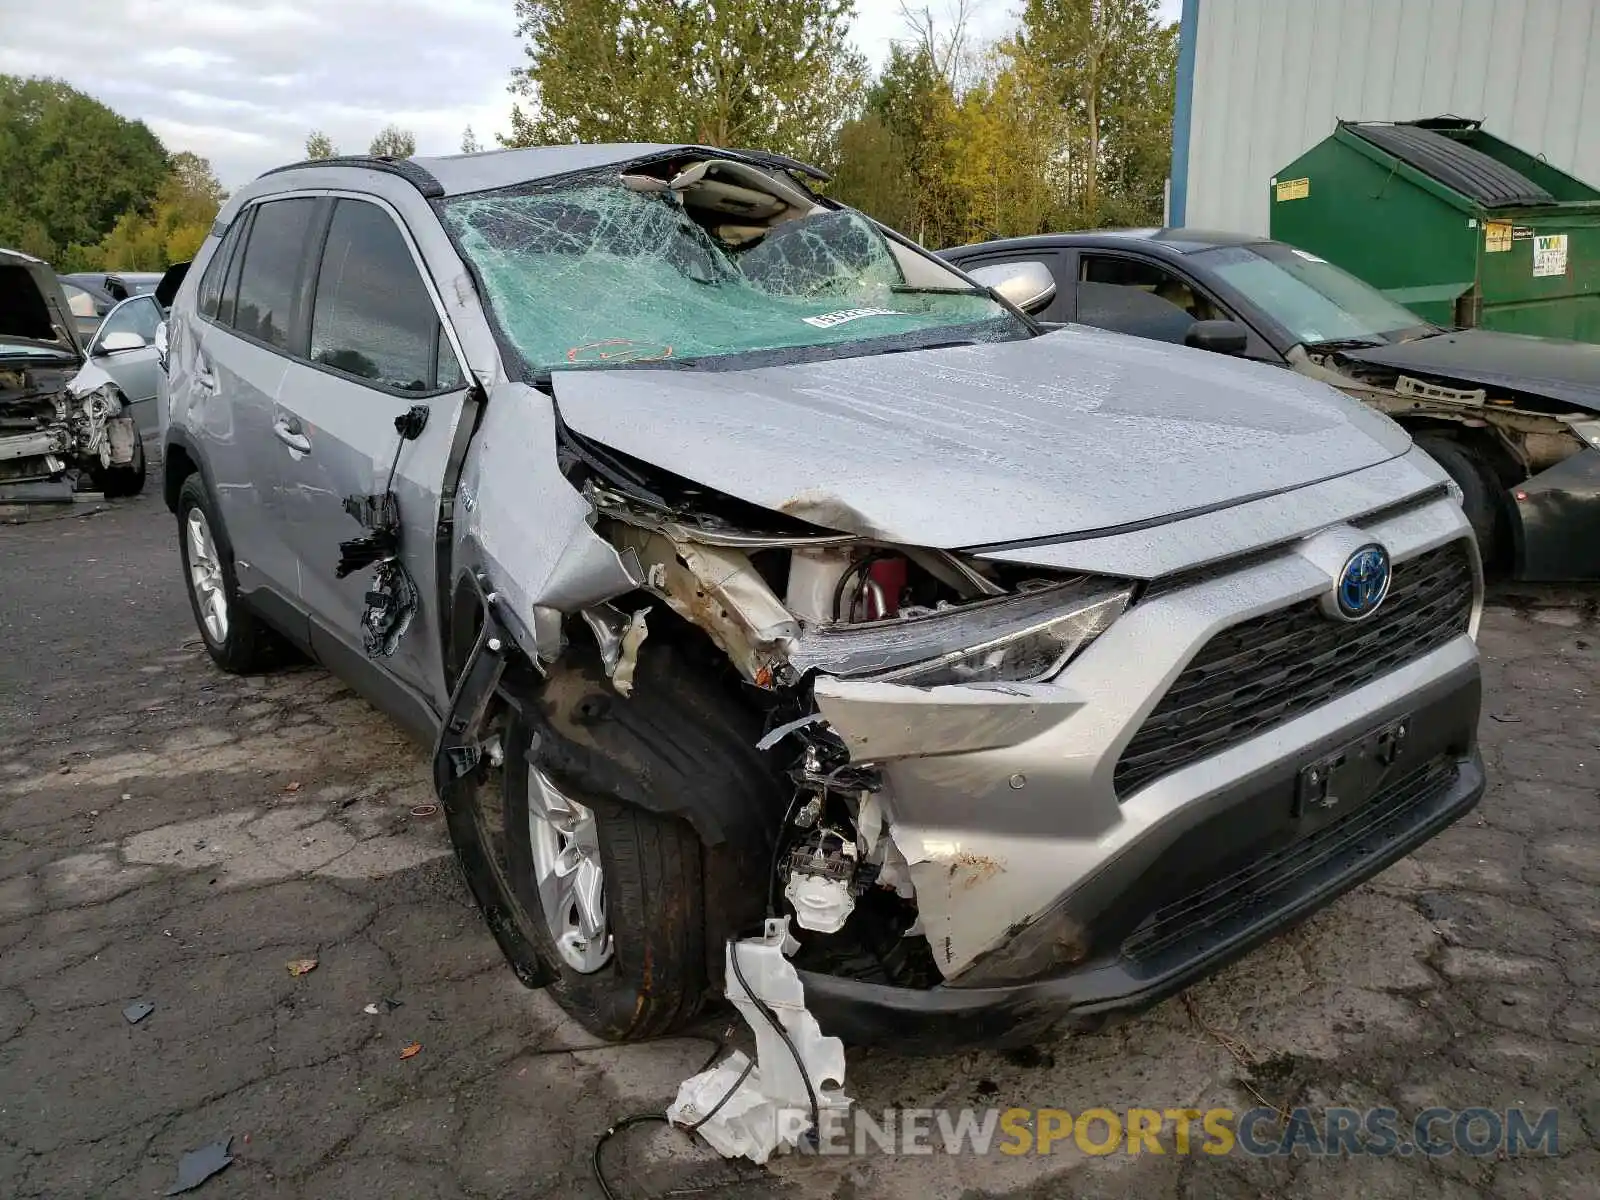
1348;122;1554;208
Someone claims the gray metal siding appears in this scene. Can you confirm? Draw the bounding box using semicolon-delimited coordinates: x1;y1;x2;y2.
1181;0;1600;234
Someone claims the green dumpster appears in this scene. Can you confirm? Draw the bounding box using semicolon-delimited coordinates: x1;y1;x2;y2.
1270;116;1600;344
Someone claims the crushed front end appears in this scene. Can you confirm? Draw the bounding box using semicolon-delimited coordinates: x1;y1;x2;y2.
578;449;1485;1051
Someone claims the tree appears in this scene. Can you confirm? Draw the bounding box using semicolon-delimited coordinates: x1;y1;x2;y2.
1009;0;1176;225
460;125;482;154
77;152;226;271
305;130;337;159
369;125;417;158
504;0;867;165
0;75;168;264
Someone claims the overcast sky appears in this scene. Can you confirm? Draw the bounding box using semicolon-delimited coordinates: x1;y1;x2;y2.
0;0;1178;188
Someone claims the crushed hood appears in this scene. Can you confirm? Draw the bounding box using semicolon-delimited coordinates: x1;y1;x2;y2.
1338;327;1600;411
0;248;84;360
553;326;1412;549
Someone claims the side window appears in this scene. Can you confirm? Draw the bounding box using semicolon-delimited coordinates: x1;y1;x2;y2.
94;296;162;348
1076;255;1217;343
232;198;319;350
310;199;464;392
196;220;245;320
59;282;97;320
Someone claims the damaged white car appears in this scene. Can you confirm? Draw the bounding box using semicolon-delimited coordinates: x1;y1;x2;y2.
1;248;147;498
161;145;1485;1051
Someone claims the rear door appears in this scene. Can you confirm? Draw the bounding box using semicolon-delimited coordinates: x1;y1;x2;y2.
86;295;163;438
194;196;324;620
271;195;474;706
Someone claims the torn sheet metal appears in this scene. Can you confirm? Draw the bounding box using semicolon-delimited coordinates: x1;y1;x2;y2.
667;919;850;1163
581;602;651;696
811;674;1080;760
606;524;799;684
454;382;642;660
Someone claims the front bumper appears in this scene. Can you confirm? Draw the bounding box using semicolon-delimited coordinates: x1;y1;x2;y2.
802;492;1483;1052
1511;446;1600;581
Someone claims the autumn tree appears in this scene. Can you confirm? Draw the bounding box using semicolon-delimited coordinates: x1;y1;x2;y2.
77;152;226;271
504;0;867;164
305;130;337;159
1010;0;1176;226
0;76;168;264
369;125;417;158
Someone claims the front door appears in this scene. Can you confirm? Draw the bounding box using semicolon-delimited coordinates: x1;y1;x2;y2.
87;295;164;438
271;196;473;705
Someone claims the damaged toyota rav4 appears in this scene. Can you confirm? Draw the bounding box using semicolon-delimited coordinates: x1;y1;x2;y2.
162;145;1485;1050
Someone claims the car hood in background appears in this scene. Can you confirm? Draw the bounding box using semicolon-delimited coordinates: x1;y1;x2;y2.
552;326;1412;549
1338;327;1600;411
0;248;84;360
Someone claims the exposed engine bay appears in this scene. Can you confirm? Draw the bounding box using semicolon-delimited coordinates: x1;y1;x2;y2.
0;359;139;488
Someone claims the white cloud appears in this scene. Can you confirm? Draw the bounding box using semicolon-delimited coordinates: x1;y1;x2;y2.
1;0;1181;188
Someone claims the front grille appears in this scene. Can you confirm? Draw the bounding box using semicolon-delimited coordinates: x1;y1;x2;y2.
1121;757;1458;963
1114;541;1473;796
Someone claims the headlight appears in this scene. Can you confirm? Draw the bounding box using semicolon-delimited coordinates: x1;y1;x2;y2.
789;582;1132;685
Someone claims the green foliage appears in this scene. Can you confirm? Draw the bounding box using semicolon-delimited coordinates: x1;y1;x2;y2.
305;130;337;159
828;0;1177;243
504;0;867;165
461;125;482;154
75;152;225;271
0;75;169;265
369;125;417;158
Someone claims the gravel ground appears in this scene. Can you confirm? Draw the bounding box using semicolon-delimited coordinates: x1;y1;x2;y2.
0;491;1595;1199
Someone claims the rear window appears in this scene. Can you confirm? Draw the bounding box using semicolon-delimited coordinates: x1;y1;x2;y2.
197;220;245;320
232;198;318;349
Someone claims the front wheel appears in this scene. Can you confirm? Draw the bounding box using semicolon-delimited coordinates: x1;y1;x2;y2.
1416;435;1504;567
99;436;146;498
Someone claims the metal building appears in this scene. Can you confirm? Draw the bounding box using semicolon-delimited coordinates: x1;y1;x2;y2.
1169;0;1600;235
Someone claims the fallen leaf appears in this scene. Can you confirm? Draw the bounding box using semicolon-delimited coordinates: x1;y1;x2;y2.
284;781;302;793
409;804;439;818
400;1042;422;1060
286;958;318;977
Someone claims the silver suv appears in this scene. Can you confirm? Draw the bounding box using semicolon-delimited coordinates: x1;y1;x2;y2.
162;145;1485;1049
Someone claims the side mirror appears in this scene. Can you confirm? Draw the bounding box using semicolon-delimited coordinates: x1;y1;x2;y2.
1185;319;1248;356
967;261;1057;315
95;330;147;355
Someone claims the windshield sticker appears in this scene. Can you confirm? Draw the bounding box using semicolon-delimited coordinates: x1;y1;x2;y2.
1275;177;1310;202
1485;221;1513;253
1533;234;1568;278
566;339;674;364
801;307;907;329
1290;248;1327;263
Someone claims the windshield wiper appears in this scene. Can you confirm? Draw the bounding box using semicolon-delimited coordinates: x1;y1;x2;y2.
1308;336;1387;352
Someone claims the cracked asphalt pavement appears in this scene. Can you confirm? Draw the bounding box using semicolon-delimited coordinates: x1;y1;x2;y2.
1;492;1596;1198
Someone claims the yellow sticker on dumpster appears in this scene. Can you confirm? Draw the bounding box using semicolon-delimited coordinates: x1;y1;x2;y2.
1485;221;1513;252
1275;177;1310;202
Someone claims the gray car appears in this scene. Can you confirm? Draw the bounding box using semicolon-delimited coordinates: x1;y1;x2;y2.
84;293;165;440
161;145;1486;1050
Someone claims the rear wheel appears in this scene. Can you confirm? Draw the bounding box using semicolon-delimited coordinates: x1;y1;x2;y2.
1416;435;1503;566
176;473;289;673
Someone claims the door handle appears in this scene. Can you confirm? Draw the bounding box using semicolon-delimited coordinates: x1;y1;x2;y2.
272;418;311;454
194;362;217;391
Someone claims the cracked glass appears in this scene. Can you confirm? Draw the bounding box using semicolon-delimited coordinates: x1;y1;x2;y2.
442;183;1023;373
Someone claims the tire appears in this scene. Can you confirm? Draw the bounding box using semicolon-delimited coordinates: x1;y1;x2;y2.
478;643;779;1042
99;437;146;498
175;473;289;674
1416;435;1503;565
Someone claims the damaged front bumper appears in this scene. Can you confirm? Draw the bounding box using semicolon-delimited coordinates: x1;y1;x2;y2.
798;498;1484;1051
1509;445;1600;581
0;363;138;490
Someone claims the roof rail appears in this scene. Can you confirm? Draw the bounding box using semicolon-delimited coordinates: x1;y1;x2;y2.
258;155;445;198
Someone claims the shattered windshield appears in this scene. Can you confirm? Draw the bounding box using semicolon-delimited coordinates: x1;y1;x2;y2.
1194;243;1433;347
442;182;1025;374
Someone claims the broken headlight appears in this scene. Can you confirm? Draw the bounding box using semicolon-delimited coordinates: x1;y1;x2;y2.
790;581;1132;684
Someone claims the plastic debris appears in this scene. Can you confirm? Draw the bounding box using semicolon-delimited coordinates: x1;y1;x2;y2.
165;1137;233;1195
400;1042;422;1059
123;1000;155;1025
284;781;302;793
286;958;318;977
363;1003;381;1015
364;997;402;1015
667;917;850;1163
